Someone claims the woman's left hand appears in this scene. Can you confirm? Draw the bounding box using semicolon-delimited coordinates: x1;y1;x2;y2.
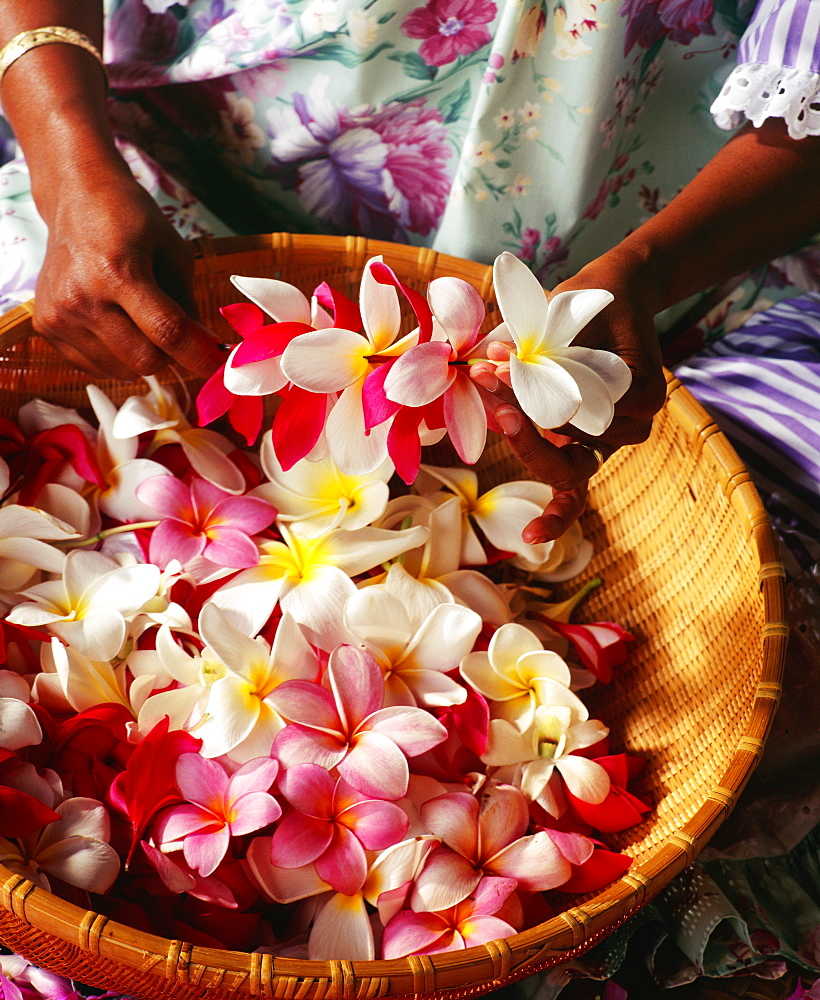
470;250;667;543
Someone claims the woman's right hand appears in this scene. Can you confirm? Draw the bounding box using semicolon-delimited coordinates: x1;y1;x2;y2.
32;160;225;381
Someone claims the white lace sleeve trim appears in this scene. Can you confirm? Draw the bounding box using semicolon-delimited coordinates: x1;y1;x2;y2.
711;62;820;139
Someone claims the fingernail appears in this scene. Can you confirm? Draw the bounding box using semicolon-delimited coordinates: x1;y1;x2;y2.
471;368;498;391
495;407;521;436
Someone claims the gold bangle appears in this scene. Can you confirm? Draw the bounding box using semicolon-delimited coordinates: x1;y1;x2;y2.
0;27;107;90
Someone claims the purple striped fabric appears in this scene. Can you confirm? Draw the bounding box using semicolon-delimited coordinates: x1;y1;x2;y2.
674;294;820;549
738;0;820;73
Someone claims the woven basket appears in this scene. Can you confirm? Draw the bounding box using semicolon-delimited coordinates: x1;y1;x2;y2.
0;234;787;1000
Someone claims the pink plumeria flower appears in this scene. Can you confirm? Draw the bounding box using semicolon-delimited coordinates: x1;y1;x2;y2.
411;783;591;911
136;474;276;571
0;954;82;1000
270;765;409;895
382;875;520;958
380;277;493;472
270;644;447;800
155;754;281;877
489;252;631;435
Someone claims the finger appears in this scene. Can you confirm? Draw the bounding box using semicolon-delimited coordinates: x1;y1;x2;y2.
524;484;589;544
32;316;147;382
492;405;604;489
119;280;224;377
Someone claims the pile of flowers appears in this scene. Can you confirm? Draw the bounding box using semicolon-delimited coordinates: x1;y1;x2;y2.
0;254;646;962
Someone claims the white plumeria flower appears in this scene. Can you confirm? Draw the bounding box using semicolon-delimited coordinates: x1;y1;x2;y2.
0;503;78;607
206;520;429;646
341;588;482;708
371;494;511;627
252;433;393;538
0;763;119;894
415;464;555;566
195;606;320;761
7;549;161;661
460;622;588;732
482;704;610;816
34;637;131;717
491;251;632;435
111;376;245;494
129;624;225;741
86;384;175;523
0;671;41;750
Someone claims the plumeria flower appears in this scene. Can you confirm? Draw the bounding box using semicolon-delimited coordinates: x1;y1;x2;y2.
482;704;611;816
252;433;392;538
7;549;161;662
154;754;281;877
460;622;588;732
489;251;631;435
0;670;41;750
411;783;590;910
246;834;437;961
206;519;428;644
270;643;447;800
341;587;480;708
194;605;320;761
415;464;555;566
0;503;78;608
270;765;409;896
136;474;276;571
281;258;432;474
380;276;493;472
0;954;82;1000
0;762;119;893
112;376;245;494
371;494;511;627
382;875;520;958
34;637;136;720
85;384;177;524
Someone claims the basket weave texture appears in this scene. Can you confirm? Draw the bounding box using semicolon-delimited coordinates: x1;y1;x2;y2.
0;234;787;1000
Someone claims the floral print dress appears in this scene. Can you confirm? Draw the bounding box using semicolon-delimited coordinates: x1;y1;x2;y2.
0;0;819;995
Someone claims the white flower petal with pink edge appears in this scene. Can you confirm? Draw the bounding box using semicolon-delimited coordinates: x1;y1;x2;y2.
427;275;486;355
245;837;331;903
383;341;454;407
360;257;402;352
34;797;120;893
411;846;482;911
230;274;313;324
443;372;487;466
223;343;288;396
485;831;571;891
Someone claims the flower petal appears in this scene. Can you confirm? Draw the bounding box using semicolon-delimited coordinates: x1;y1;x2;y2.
509;354;581;429
281;329;370;392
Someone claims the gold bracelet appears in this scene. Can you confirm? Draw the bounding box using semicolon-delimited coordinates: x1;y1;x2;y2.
0;27;107;89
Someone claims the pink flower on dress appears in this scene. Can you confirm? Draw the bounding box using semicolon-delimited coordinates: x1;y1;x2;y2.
403;0;497;67
269;77;452;241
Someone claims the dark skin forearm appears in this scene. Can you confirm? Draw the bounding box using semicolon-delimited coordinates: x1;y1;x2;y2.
0;1;224;380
